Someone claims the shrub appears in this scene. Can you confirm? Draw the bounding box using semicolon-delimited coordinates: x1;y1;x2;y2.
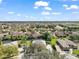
18;35;29;46
50;36;57;46
11;35;17;41
21;28;26;32
2;34;12;41
69;34;79;41
4;45;18;57
0;45;18;59
0;38;2;45
73;50;79;55
20;35;27;40
2;34;28;41
18;40;31;47
42;32;51;41
0;45;5;59
26;41;32;47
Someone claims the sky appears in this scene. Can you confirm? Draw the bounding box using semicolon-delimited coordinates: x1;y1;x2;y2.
0;0;79;21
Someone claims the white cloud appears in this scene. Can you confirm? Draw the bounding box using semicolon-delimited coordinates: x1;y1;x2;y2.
68;5;79;10
72;12;79;14
63;5;68;8
52;12;62;15
34;1;48;7
44;7;52;10
34;6;38;9
17;14;21;16
41;11;50;15
8;12;15;14
63;5;79;10
34;1;52;11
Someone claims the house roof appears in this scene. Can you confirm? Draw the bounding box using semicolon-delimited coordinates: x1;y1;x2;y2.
57;39;77;49
24;32;31;35
64;54;78;59
55;25;63;30
65;40;77;47
57;39;69;48
0;33;8;37
31;32;42;38
55;31;65;37
11;31;24;36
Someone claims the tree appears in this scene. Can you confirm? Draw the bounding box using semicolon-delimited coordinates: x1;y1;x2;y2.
50;36;57;46
0;45;18;59
11;35;17;41
42;32;51;41
69;34;79;41
0;45;5;59
21;35;27;40
0;37;2;45
21;28;26;32
4;45;18;57
18;35;28;47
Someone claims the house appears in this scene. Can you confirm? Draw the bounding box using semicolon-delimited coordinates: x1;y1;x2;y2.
54;31;66;37
64;54;78;59
31;32;42;39
10;31;25;36
54;25;63;31
57;39;69;51
0;33;8;40
0;33;8;37
24;32;31;36
65;40;77;49
57;39;77;51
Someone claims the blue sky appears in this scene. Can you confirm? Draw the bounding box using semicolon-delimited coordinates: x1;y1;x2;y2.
0;0;79;21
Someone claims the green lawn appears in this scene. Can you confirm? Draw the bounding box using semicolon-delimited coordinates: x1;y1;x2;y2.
73;50;79;55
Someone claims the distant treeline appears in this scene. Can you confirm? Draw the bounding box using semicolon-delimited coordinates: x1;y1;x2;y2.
0;21;79;24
